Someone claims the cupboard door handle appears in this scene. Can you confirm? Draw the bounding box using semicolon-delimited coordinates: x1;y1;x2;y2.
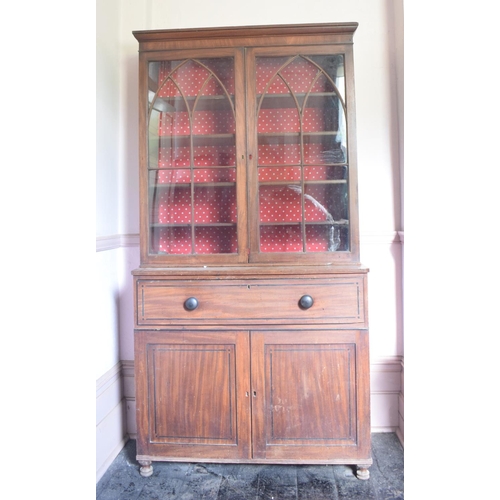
299;295;314;309
184;297;199;311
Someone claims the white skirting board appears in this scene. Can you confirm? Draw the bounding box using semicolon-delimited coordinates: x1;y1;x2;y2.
96;362;128;483
370;356;404;438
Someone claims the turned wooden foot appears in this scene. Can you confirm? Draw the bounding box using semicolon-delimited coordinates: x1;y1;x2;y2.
138;460;153;477
356;465;370;480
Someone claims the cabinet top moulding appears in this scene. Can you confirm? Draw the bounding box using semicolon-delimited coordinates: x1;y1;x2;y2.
132;265;368;278
132;22;358;51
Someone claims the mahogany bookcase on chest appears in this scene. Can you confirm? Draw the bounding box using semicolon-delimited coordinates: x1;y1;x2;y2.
132;23;371;480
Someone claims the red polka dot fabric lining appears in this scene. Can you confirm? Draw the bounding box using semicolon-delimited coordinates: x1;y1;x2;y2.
149;56;347;255
256;56;347;253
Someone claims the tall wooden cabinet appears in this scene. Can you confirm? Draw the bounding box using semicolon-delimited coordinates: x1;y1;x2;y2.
132;23;371;480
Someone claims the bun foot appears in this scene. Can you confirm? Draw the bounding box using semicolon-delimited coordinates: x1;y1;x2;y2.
356;465;370;480
138;460;153;477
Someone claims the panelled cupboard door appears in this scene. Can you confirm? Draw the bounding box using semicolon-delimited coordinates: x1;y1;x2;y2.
135;330;251;460
250;330;371;462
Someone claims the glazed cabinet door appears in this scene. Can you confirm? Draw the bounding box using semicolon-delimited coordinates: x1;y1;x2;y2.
135;330;251;460
246;45;359;265
251;330;371;462
139;48;247;266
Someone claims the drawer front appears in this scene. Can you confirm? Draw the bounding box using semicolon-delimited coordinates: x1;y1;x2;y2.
135;277;366;327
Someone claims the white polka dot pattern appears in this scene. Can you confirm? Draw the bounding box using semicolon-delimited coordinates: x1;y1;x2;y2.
258;108;300;133
159;111;235;136
256;56;347;253
257;143;335;165
259;185;335;223
259;225;335;252
256;57;331;94
158;59;235;97
152;58;238;254
156;227;238;254
194;188;237;224
157;146;236;169
149;55;347;255
155;187;237;225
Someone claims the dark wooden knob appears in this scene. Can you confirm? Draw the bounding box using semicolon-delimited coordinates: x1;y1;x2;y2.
184;297;198;311
299;295;314;309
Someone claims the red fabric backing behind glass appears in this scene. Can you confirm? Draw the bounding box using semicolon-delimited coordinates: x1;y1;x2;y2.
151;56;343;254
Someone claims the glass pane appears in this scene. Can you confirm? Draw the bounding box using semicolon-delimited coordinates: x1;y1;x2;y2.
194;186;237;224
258;136;301;166
193;167;236;183
195;226;237;254
193;138;236;168
259;166;301;182
306;225;342;252
259;184;302;223
155;226;192;255
256;54;349;253
154;183;192;225
259;225;303;252
147;57;236;255
303;165;347;181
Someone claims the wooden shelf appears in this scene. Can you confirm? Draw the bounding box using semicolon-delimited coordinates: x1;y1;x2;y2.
258;92;341;110
150;182;236;188
150;92;235;113
151;222;237;228
259;220;349;226
258;180;347;186
150;134;236;148
149;165;235;171
257;131;340;145
257;162;348;167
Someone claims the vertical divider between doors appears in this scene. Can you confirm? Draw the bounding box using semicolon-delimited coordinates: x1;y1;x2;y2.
235;48;249;263
245;48;259;259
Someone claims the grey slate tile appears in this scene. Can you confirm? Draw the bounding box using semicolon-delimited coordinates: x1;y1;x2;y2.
97;433;404;499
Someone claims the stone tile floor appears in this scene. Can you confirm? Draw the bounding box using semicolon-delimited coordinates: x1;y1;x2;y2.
97;433;403;499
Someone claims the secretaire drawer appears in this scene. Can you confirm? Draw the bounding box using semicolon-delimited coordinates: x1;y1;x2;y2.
135;276;366;327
